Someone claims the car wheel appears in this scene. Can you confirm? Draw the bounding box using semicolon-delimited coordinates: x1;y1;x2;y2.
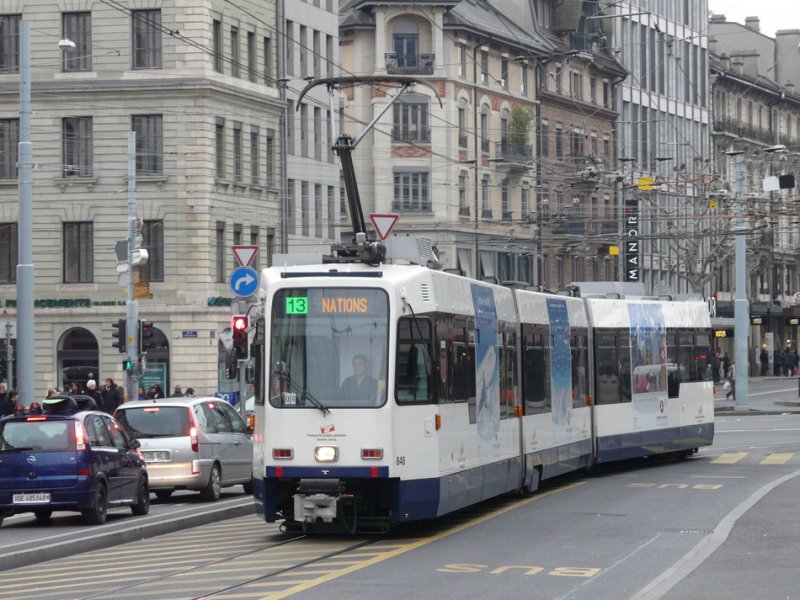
200;464;221;502
84;484;108;525
154;490;173;500
242;478;254;495
131;477;150;516
33;509;53;522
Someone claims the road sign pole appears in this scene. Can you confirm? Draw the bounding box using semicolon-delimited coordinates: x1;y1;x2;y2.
126;132;139;404
238;358;247;420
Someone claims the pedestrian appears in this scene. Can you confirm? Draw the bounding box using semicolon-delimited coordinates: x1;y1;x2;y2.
68;382;83;396
759;347;769;377
712;351;721;383
721;353;730;381
6;390;20;413
101;378;125;414
783;347;795;377
0;383;14;416
171;385;184;397
185;387;195;398
138;386;146;400
46;387;61;398
148;384;164;399
725;363;736;399
84;379;105;412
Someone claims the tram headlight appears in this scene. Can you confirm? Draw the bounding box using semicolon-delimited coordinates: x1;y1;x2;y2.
314;445;339;462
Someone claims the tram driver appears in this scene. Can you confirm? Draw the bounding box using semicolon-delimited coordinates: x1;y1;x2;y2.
340;354;379;405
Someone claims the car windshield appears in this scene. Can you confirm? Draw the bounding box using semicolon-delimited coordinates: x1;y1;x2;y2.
0;420;74;452
115;406;190;438
270;287;389;409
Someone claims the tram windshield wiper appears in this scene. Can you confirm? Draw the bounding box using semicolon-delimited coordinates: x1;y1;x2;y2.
283;374;330;416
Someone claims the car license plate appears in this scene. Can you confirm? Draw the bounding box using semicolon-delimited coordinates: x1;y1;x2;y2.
13;492;51;504
144;451;170;462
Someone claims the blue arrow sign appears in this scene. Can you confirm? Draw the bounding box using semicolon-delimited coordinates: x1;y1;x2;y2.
229;266;259;298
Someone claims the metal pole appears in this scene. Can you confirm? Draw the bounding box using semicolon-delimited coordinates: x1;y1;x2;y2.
126;132;139;403
5;322;13;390
238;358;247;420
16;21;34;405
473;43;481;280
277;0;288;253
733;154;748;408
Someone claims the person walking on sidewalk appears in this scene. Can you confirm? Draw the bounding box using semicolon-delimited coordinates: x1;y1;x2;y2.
725;363;736;400
759;347;769;376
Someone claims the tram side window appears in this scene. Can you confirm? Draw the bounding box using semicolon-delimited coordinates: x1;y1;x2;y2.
666;331;680;398
522;326;550;414
594;332;620;405
695;332;712;382
677;332;695;384
396;317;433;404
500;327;517;419
436;316;451;403
619;333;632;403
571;332;588;408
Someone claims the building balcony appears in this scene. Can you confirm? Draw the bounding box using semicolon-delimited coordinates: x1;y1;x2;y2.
495;141;533;168
392;126;431;143
712;117;775;145
385;53;435;75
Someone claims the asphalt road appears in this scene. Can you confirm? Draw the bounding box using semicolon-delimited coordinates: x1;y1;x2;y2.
2;415;799;599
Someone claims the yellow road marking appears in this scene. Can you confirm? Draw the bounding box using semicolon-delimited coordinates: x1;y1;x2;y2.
710;452;748;464
760;453;793;465
260;481;586;599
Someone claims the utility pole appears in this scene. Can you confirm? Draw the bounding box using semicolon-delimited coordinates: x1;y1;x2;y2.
732;152;748;408
16;21;34;405
277;0;288;253
126;132;140;403
5;322;14;389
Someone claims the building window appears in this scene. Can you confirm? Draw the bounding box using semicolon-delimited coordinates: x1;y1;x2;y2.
480;105;490;152
266;129;275;187
263;36;272;83
301;181;310;236
232;223;242;269
326;35;334;78
62;12;91;72
62;117;93;177
300;103;308;158
501;179;511;220
299;25;307;78
315;184;323;238
540;119;549;158
555;123;563;158
132;9;162;69
327;186;336;240
0;119;19;179
458;99;468;148
0;223;17;284
140;220;163;282
590;77;596;104
500;56;509;89
393;96;429;142
215;118;225;179
213;19;223;73
313;107;322;160
287;179;296;234
521;63;528;95
0;15;20;74
603;80;610;108
571;72;582;100
250;126;260;185
285;20;294;76
215;221;225;282
480;49;489;83
458;171;468;216
63;222;93;283
249;226;260;271
393;171;430;212
521;183;529;218
230;26;239;77
313;30;321;78
459;43;466;77
286;99;294;155
132;114;163;176
233;121;242;182
481;175;491;218
247;31;256;81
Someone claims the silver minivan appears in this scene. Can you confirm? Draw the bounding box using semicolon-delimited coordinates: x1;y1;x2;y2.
114;397;252;501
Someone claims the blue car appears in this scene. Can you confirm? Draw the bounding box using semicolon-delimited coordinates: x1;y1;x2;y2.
0;396;149;526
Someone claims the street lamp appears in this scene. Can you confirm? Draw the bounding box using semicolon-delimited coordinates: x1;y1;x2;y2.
726;150;748;409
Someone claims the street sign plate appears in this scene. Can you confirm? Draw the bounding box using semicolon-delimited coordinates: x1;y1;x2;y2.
229;266;259;298
370;214;399;240
232;245;258;267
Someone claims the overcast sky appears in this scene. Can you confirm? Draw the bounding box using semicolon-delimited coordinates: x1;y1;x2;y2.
708;0;800;37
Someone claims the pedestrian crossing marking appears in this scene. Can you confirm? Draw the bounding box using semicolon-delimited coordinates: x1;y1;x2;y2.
760;453;793;465
711;452;748;464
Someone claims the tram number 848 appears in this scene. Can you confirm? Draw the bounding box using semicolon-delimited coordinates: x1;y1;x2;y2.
396;456;406;466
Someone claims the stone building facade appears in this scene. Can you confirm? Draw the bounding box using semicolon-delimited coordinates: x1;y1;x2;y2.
0;1;282;399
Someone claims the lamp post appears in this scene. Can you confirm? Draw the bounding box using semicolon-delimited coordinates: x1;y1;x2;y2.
472;40;487;281
728;151;748;408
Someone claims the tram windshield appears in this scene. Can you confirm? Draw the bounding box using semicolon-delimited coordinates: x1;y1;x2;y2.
269;287;389;409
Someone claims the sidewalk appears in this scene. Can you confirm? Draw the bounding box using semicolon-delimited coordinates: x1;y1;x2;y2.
714;375;800;415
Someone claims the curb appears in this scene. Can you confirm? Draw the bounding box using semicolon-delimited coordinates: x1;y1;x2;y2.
0;497;255;572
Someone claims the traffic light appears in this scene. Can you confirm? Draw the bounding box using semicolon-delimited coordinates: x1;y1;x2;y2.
139;320;154;354
231;315;249;359
112;318;127;353
122;358;133;372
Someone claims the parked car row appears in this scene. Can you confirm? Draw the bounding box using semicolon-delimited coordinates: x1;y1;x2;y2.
0;396;253;527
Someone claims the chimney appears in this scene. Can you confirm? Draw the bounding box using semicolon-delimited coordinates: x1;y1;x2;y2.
786;81;796;95
731;57;744;76
732;52;759;78
720;52;731;71
709;14;726;25
744;17;760;32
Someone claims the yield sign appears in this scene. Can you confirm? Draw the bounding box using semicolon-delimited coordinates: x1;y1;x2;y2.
232;245;258;267
369;214;399;241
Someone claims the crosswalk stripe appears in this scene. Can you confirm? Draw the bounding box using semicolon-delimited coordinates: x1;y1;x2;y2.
711;452;748;464
760;453;793;465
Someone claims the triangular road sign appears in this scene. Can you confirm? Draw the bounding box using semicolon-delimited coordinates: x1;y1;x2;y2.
370;214;399;241
232;245;258;267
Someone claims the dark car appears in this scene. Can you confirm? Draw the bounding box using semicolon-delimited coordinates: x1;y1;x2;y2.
0;396;149;526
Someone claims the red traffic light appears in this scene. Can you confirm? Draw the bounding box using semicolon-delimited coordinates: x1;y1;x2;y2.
232;316;248;333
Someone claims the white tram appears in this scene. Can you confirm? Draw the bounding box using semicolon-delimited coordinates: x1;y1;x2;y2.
248;262;714;532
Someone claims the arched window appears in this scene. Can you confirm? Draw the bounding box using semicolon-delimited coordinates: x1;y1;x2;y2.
500;108;510;146
58;328;99;391
480;104;490;152
458;98;468;148
392;17;419;70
